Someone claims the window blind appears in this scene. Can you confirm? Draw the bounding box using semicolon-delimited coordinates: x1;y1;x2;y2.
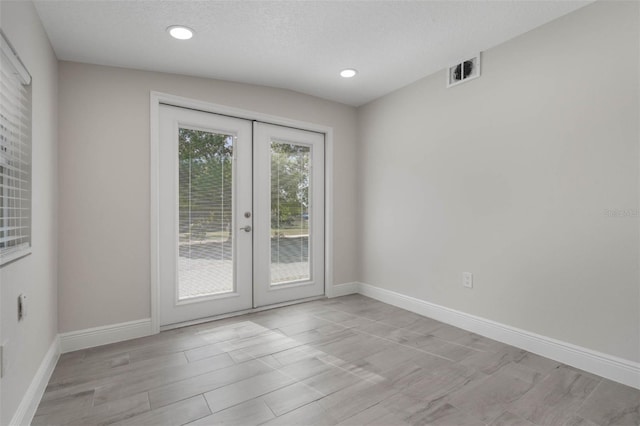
0;30;32;265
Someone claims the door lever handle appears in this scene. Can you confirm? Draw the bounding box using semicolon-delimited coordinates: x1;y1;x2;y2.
240;225;252;232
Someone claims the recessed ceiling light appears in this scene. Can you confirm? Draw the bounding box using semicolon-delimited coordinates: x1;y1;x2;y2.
340;69;358;78
167;25;194;40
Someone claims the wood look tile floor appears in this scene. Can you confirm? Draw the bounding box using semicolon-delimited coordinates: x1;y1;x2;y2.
34;295;640;426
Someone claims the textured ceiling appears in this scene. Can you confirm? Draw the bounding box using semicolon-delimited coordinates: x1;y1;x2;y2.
34;0;592;106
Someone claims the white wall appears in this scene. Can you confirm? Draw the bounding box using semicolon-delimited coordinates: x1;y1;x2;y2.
0;1;59;424
58;62;358;333
358;0;640;363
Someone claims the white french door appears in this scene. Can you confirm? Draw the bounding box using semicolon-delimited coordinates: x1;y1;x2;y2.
159;105;253;325
158;105;324;326
253;122;325;307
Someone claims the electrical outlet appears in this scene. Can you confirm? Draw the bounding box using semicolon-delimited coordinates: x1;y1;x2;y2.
462;272;473;288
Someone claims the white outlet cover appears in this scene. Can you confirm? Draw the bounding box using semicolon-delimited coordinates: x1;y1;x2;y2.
462;272;473;288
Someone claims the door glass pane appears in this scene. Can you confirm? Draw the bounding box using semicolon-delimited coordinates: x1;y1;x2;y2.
271;141;311;284
178;128;234;300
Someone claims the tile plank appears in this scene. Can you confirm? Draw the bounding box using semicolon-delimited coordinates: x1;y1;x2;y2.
111;395;210;426
37;392;150;426
203;369;294;413
262;382;325;416
185;398;275;426
447;371;537;422
404;402;485;426
509;366;600;425
93;352;236;406
576;379;640;426
147;358;272;409
317;381;399;423
43;352;188;402
302;366;363;396
489;411;535;426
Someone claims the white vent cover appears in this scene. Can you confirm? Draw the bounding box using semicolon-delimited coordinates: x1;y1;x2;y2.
447;54;481;88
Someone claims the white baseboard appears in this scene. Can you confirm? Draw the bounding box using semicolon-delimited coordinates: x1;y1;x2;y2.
358;282;640;390
10;337;60;426
59;318;153;353
329;282;360;298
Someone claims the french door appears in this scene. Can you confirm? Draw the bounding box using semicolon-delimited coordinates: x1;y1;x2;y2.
158;105;324;326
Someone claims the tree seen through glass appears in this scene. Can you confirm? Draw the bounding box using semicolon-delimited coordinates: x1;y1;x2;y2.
271;141;311;284
178;128;234;299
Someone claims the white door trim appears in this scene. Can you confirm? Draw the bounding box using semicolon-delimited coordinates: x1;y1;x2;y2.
150;91;335;334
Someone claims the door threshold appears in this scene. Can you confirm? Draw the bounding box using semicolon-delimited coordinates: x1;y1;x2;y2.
160;295;326;332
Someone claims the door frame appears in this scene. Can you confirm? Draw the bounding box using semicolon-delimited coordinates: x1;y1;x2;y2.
150;91;335;334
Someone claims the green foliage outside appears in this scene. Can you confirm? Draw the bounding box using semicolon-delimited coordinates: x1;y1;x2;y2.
178;130;310;241
271;142;310;231
179;128;232;240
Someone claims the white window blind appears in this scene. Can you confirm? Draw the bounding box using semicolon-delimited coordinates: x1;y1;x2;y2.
0;30;32;265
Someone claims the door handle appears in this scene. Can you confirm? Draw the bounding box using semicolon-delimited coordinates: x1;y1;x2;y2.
240;225;252;232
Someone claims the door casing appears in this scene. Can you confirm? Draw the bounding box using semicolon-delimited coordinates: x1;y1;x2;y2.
150;92;336;333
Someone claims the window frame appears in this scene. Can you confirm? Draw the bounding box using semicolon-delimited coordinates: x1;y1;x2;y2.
0;30;32;266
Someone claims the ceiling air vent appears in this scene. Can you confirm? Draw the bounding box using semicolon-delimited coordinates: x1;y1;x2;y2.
447;54;481;88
